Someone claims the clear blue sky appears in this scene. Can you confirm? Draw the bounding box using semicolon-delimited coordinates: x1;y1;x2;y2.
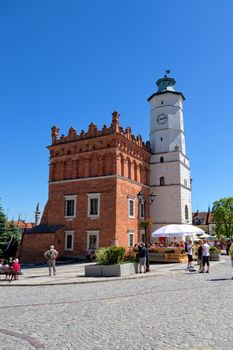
0;0;232;221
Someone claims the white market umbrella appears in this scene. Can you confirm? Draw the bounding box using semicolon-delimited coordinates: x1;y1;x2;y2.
198;233;212;239
152;224;205;238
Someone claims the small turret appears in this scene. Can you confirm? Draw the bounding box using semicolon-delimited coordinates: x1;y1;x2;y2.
112;111;119;132
51;126;60;144
156;76;176;93
34;202;41;226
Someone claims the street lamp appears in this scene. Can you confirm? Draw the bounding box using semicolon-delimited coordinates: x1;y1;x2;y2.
137;191;156;244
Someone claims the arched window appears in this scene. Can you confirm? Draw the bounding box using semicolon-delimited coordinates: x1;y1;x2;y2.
160;176;165;186
128;159;131;179
120;155;124;177
160;156;164;163
185;205;189;221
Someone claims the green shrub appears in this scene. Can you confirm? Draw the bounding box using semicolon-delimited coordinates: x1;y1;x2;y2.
96;246;126;265
209;246;219;254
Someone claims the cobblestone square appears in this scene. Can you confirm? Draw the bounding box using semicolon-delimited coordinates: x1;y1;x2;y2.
1;256;233;350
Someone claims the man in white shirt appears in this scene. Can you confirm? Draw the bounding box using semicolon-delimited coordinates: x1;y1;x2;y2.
202;239;210;273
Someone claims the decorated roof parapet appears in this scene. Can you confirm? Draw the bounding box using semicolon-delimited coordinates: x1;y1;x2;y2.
50;111;150;151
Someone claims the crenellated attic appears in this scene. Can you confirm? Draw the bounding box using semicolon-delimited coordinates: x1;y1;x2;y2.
48;111;151;184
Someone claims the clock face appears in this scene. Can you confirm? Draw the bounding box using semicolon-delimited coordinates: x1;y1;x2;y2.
156;113;168;125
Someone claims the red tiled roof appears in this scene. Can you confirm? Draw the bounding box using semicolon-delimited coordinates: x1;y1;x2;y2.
13;220;34;229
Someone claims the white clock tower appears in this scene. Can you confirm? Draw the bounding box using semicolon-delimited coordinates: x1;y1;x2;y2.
148;75;192;230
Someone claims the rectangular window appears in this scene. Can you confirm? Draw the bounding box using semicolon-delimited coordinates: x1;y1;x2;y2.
128;198;135;218
140;229;146;243
90;198;98;215
87;231;99;250
88;193;100;218
128;231;134;247
140;203;145;219
64;195;76;218
65;231;74;251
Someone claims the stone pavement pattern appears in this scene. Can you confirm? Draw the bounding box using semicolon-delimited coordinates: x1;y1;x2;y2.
1;256;233;350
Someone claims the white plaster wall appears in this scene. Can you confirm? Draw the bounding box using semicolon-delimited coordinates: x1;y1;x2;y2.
150;184;182;224
151;152;190;168
180;164;191;189
150;162;180;186
149;93;186;155
180;186;192;224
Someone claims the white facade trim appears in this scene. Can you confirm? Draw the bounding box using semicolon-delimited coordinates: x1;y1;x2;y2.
64;195;77;219
128;230;134;247
87;230;99;250
64;230;74;251
128;198;135;219
87;193;101;218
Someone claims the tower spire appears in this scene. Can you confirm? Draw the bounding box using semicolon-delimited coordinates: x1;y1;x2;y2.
35;202;41;226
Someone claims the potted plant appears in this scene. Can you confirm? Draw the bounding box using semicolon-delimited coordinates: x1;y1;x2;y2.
85;246;137;277
209;246;220;261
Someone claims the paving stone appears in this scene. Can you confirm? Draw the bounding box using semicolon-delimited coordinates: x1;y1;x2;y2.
1;256;233;349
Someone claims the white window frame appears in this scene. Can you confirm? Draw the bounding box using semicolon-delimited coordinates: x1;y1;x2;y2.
128;198;135;219
140;229;146;243
65;230;74;251
87;193;101;218
87;230;99;250
128;231;134;247
64;195;77;219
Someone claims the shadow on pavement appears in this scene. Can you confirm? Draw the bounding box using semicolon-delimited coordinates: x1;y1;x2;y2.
209;278;232;281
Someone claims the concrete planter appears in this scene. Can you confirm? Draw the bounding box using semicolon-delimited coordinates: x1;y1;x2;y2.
210;253;220;261
85;265;103;277
85;263;137;277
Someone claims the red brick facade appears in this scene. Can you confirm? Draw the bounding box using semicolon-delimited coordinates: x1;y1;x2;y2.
20;112;151;263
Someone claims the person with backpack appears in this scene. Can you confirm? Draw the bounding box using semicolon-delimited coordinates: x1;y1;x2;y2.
44;245;58;276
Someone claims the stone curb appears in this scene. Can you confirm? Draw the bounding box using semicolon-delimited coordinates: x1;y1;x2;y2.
0;260;223;287
0;271;165;287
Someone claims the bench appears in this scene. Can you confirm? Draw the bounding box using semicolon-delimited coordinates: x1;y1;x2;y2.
0;268;22;281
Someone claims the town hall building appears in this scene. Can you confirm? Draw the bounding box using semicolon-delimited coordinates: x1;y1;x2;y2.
20;75;192;263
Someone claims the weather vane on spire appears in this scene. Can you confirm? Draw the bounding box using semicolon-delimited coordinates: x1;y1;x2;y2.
164;69;171;77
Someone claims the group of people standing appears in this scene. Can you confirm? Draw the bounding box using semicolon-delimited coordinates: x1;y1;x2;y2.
186;239;210;273
0;258;21;280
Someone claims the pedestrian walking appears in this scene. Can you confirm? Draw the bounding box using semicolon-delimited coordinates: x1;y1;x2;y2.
202;239;210;273
138;242;147;273
228;240;233;279
44;245;58;276
145;243;150;272
187;240;193;269
197;240;204;273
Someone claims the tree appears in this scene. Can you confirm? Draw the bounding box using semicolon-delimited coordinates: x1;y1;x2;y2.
212;197;233;238
0;204;10;257
5;221;20;258
0;204;20;258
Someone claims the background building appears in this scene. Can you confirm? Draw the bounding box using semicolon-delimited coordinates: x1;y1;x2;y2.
149;75;192;231
20;75;192;263
20;112;151;262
